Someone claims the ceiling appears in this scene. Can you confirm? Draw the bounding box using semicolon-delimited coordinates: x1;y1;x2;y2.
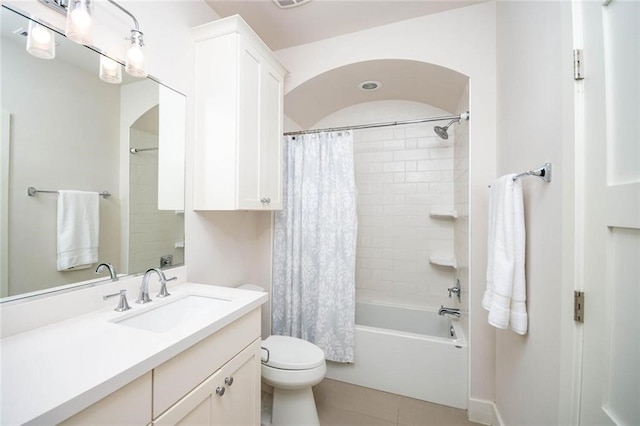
205;0;480;128
205;0;482;51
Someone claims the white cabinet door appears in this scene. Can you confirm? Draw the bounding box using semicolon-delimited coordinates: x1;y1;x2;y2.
259;60;284;210
237;38;265;210
192;16;287;212
153;339;261;426
210;339;261;425
237;38;284;210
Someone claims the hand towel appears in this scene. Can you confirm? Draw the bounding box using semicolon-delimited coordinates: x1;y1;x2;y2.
482;175;528;335
57;190;99;271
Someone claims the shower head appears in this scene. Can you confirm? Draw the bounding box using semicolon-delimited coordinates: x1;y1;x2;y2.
433;119;457;140
433;111;470;140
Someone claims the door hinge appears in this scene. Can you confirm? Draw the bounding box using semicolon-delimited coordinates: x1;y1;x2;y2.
573;49;584;80
574;291;585;323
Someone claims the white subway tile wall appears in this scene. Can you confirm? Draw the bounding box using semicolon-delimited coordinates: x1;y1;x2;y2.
129;128;184;273
313;101;458;309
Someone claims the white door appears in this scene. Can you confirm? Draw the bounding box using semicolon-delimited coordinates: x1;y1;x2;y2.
575;0;640;424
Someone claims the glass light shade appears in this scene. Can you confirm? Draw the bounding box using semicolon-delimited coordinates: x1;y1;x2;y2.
26;21;55;59
99;55;122;84
125;30;147;78
65;0;92;45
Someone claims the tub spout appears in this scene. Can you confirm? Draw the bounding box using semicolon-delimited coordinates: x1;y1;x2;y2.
438;305;461;318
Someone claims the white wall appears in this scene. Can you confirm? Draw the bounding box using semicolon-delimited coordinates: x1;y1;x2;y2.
275;1;497;407
494;2;574;424
314;100;457;309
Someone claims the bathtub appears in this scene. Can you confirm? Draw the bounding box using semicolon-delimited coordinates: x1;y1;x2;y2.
325;302;468;409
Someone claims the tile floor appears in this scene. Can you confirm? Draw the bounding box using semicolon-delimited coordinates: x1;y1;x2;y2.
313;379;481;426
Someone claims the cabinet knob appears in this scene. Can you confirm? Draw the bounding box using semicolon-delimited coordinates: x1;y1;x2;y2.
260;197;271;204
215;386;225;397
224;376;234;386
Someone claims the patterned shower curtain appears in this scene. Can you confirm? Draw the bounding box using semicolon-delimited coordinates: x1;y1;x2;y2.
272;131;358;363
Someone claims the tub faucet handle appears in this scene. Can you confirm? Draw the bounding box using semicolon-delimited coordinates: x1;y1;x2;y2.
448;279;461;302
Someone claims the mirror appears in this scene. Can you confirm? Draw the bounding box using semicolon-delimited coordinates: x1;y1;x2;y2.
0;5;185;301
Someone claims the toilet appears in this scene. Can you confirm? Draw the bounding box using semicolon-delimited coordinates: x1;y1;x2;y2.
239;285;327;426
261;335;326;425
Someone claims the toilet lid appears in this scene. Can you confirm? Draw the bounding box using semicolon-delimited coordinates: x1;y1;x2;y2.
261;335;325;370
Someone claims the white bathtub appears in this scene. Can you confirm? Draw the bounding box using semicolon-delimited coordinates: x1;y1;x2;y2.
325;302;468;409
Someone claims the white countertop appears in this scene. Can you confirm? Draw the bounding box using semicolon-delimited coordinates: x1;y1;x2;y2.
0;283;267;425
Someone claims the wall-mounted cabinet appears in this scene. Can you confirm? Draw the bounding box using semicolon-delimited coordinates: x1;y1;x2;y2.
192;15;288;211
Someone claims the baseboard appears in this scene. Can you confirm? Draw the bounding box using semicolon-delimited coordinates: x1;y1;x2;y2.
468;398;504;426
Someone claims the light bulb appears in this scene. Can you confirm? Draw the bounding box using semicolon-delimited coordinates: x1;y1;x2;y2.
99;55;122;84
26;20;55;60
127;44;144;65
31;25;52;44
125;30;147;77
65;0;92;45
102;57;118;71
70;7;91;29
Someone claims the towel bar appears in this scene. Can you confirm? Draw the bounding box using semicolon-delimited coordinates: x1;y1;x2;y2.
27;187;111;198
512;162;552;182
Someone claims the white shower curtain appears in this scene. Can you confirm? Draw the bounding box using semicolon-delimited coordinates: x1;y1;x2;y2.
272;131;358;363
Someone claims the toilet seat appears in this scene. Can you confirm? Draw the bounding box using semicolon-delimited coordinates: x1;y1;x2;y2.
261;335;325;370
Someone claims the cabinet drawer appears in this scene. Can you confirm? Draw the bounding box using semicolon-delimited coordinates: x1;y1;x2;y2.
152;308;260;418
60;372;152;426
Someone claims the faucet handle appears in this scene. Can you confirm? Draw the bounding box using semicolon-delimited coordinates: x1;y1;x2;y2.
447;279;462;302
103;290;131;312
157;276;176;298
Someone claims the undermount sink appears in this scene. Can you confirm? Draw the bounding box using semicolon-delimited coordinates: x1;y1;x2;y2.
113;295;230;332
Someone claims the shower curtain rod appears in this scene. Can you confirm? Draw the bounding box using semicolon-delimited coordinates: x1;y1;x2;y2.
283;112;469;136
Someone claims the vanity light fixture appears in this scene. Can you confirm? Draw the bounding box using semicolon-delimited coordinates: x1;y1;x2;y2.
26;20;56;59
105;0;147;77
125;29;146;77
65;0;92;45
39;0;147;78
99;55;122;84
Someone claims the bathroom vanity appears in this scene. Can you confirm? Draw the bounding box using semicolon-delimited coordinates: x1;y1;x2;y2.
0;280;267;425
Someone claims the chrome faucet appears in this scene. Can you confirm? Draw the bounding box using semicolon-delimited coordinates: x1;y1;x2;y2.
96;262;118;281
438;305;461;318
448;279;461;302
136;268;170;304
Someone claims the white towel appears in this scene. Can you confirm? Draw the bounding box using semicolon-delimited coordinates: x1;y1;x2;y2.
57;190;99;271
482;175;528;335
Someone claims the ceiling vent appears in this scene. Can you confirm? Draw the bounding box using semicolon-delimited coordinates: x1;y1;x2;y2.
272;0;312;9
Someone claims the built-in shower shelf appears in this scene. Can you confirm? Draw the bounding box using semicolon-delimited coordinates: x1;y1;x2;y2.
429;255;457;269
429;209;458;219
175;241;185;249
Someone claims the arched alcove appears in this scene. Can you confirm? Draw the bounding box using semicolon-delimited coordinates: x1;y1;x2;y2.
285;59;468;129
